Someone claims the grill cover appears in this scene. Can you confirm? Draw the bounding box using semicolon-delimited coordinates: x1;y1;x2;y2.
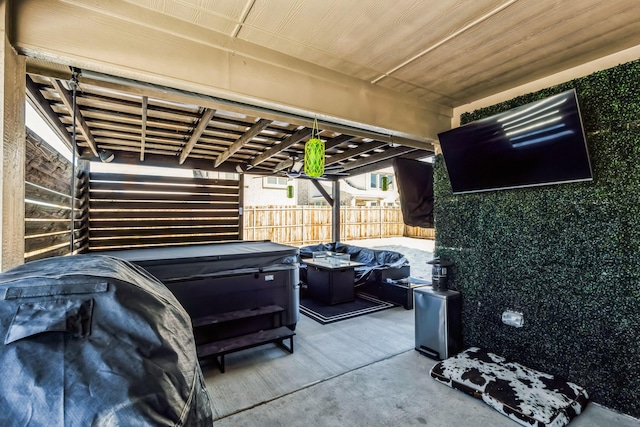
0;254;213;426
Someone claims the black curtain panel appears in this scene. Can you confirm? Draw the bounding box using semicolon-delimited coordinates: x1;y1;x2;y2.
393;157;434;228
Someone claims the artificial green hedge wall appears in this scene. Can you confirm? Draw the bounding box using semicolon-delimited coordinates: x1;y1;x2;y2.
434;58;640;417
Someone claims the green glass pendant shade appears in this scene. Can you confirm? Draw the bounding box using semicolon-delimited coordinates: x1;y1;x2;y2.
304;138;325;177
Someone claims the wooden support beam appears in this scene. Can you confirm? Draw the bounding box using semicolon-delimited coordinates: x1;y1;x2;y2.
102;150;242;174
1;3;26;268
51;79;99;157
249;127;310;168
215;118;271;168
25;75;74;152
178;108;215;164
311;179;333;207
140;95;147;161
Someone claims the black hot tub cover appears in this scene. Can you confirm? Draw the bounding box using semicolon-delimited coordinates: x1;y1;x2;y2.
0;254;213;426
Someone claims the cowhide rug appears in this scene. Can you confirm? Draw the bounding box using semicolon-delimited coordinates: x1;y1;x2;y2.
430;347;589;427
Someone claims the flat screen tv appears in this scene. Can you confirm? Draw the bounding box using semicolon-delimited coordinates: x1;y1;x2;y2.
438;89;592;194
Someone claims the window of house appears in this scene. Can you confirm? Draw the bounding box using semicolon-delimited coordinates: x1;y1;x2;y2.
369;173;394;190
223;172;239;180
370;173;379;189
263;176;288;188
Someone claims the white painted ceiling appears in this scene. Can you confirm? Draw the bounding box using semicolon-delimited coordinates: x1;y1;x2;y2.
120;0;640;107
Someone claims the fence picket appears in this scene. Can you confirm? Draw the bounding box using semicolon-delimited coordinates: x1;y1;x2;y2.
242;206;434;245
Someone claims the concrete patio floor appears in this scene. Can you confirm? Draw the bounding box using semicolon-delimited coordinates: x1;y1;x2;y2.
202;238;639;426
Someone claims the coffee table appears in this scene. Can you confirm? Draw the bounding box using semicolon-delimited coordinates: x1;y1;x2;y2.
304;258;365;305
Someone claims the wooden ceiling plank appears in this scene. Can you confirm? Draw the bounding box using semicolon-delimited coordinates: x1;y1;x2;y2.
345;150;433;177
338;146;416;172
325;141;388;166
274;158;294;172
140;96;148;161
178;108;216;165
324;134;355;151
215;118;272;168
25;75;75;153
50;79;100;157
248;127;310;168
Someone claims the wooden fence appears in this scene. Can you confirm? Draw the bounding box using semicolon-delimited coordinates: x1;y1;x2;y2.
24;129;88;263
243;205;434;245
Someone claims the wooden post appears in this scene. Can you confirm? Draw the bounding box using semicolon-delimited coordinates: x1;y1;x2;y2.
1;2;26;270
301;205;305;245
74;159;90;253
238;173;245;240
331;180;340;243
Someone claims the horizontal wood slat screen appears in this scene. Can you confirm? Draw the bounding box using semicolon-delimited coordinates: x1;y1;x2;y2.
24;130;84;263
87;172;241;251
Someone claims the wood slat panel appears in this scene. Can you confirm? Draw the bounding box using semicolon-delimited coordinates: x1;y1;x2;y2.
89;234;240;250
25;182;72;207
89;201;239;210
25;219;72;236
89;218;236;228
87;171;241;250
90;181;239;195
89;225;238;238
25;244;72;263
89;210;238;219
25;231;81;254
89;191;239;202
90;173;239;188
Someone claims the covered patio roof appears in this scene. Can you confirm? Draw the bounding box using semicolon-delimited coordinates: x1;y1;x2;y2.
12;0;640;177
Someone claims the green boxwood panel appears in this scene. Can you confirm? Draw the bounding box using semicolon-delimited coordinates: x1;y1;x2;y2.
434;59;640;417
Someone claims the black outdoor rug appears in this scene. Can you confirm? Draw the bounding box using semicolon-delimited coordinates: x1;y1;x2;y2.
299;293;396;325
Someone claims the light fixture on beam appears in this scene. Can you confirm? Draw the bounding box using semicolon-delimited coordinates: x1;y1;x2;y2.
288;158;304;178
98;149;115;163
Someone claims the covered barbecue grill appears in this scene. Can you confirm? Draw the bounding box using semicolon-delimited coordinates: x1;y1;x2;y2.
0;254;213;426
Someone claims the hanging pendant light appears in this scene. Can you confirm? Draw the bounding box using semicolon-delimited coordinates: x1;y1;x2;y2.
286;179;294;199
381;175;389;191
304;117;324;178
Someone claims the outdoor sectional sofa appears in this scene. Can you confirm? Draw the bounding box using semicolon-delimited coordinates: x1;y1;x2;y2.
298;242;411;304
